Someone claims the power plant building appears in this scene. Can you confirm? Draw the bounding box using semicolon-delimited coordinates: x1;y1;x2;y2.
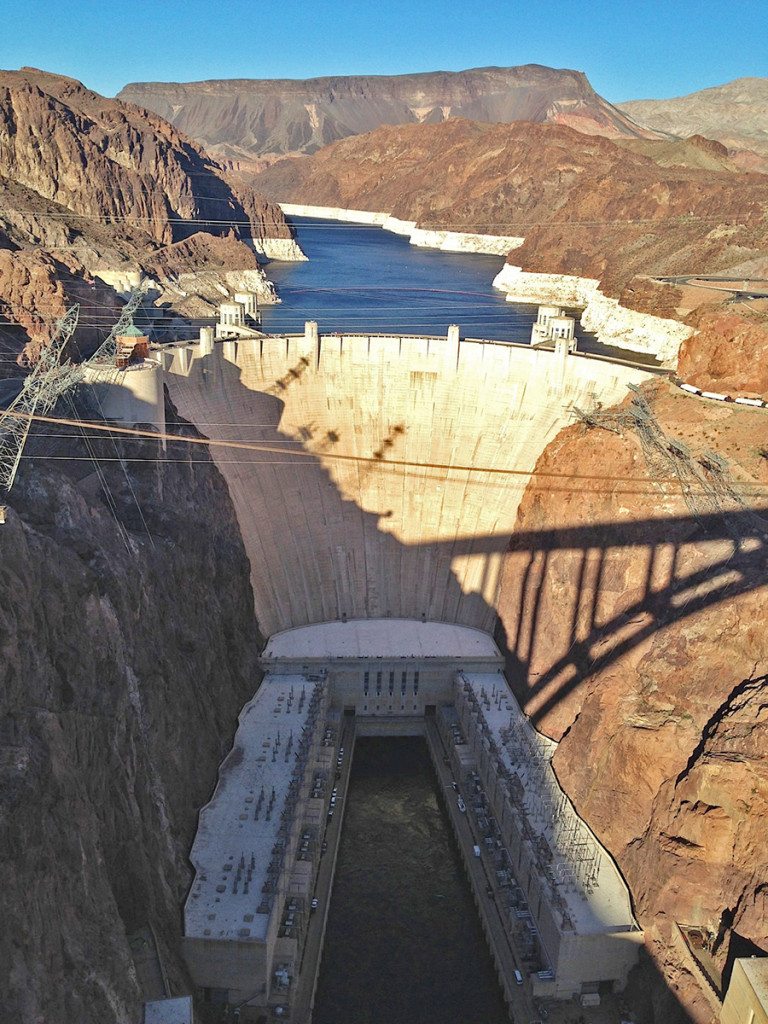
182;620;642;1017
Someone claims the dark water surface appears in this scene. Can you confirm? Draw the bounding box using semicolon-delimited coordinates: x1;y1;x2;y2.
313;737;509;1024
260;217;536;340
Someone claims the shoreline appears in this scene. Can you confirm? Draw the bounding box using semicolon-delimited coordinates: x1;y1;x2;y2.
279;203;524;257
492;264;694;366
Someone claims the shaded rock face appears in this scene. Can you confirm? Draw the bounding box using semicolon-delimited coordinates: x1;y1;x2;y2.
0;67;264;246
0;68;293;370
0;245;124;373
252;118;768;296
0;407;262;1024
118;64;658;160
620;77;768;158
679;305;768;396
494;380;768;1022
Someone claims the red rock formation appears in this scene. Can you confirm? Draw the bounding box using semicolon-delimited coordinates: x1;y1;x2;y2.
495;380;768;1021
252;119;768;295
679;306;768;396
0;67;283;245
0;69;293;369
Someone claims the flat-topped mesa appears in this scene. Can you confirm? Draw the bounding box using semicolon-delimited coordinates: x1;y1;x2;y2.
118;64;658;160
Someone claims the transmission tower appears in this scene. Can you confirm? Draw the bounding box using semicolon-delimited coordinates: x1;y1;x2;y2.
89;285;147;364
0;304;81;523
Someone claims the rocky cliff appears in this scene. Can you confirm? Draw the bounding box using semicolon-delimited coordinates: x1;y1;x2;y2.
0;67;290;246
118;64;658;160
495;378;768;1021
251;119;768;299
621;77;768;158
0;68;299;371
0;403;262;1024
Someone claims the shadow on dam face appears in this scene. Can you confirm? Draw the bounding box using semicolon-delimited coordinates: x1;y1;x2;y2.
163;338;768;730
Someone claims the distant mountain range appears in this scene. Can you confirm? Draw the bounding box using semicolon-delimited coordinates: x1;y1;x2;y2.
620;77;768;159
118;64;661;160
119;67;768;171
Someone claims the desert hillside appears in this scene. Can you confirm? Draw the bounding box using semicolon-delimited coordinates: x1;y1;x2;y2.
252;118;768;300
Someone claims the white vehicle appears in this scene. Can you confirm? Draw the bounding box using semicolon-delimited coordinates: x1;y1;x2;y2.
457;796;466;813
514;970;523;985
473;845;481;858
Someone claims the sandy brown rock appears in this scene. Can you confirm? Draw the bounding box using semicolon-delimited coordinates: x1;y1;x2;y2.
621;78;768;157
678;305;768;396
495;380;768;1020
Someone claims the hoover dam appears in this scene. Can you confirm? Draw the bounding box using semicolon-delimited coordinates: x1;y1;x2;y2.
133;319;659;1020
162;326;656;637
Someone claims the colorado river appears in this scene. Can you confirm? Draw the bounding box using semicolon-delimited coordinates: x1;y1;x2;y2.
313;737;509;1024
260;217;536;340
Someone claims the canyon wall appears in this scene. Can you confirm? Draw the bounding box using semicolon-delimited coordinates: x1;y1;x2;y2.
0;407;262;1024
0;68;302;370
495;379;768;1022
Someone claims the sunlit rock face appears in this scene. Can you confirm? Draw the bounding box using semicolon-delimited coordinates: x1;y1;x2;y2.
494;379;768;1023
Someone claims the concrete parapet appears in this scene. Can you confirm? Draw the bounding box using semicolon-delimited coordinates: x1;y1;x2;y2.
199;327;215;355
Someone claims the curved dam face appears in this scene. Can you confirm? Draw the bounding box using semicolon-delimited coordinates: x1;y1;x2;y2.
163;329;654;637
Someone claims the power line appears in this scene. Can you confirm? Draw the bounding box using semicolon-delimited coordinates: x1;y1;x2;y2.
17;409;768;497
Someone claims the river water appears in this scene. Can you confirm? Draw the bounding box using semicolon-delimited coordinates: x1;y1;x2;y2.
313;737;509;1024
260;217;536;341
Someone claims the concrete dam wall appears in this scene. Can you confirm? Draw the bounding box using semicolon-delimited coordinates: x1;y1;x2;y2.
163;329;655;637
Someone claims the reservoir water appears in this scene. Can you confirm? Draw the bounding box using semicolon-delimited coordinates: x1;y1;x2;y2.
260;217;536;341
313;737;509;1024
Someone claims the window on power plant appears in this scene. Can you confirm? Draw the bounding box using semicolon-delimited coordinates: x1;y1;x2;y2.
363;671;369;696
376;671;382;696
414;671;420;695
389;671;394;695
401;670;407;695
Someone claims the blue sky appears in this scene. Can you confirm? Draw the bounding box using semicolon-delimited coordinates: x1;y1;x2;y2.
3;0;766;102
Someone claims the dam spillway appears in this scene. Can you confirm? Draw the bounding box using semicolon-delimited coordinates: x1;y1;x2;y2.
162;327;655;637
